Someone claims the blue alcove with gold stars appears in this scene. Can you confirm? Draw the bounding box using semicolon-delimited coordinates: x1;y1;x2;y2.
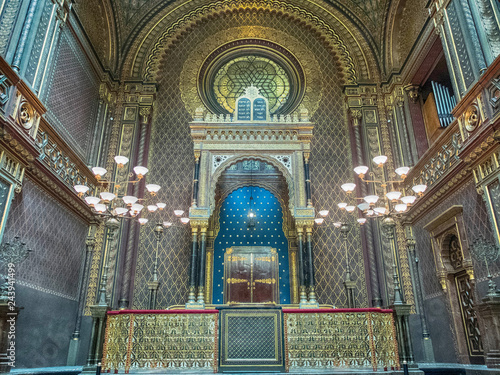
212;186;290;304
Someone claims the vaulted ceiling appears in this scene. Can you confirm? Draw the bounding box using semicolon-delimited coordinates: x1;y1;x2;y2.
73;0;429;81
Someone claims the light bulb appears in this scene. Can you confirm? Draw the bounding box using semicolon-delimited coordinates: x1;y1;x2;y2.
366;209;374;216
319;210;329;217
174;210;184;217
395;204;408;213
163;221;173;228
353;166;369;178
314;218;324;225
386;191;402;201
180;217;190;224
138;218;148;225
123;196;138;206
91;167;107;179
374;207;387;215
401;195;417;205
133;166;149;179
74;185;89;196
345;205;355;212
373;155;388;167
156;202;166;210
114;156;129;168
85;196;100;207
412;184;427;195
363;195;379;205
146;184;161;195
94;204;107;213
357;203;370;211
114;207;128;216
395;166;410;178
100;192;116;202
357;218;367;225
147;205;158;212
338;203;348;209
341;183;356;193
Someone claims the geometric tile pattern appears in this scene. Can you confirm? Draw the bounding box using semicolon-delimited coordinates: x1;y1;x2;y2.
132;10;368;308
227;316;276;359
44;28;100;162
2;179;88;299
413;182;499;298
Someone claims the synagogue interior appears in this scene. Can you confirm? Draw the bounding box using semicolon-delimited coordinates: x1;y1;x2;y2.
1;0;500;374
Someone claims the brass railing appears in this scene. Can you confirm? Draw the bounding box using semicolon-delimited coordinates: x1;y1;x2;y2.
101;308;399;373
284;309;400;371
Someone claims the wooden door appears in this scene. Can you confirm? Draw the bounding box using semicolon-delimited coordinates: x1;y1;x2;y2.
224;246;279;304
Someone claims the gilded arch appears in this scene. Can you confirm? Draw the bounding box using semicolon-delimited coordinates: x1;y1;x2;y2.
209;154;296;217
120;0;380;83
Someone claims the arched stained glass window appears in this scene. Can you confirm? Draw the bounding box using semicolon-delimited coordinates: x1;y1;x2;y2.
212;55;291;114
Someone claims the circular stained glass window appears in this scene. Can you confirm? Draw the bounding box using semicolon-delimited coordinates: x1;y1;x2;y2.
212;55;291;114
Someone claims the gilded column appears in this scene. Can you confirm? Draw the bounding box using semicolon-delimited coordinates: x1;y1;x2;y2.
296;227;307;305
305;226;318;305
304;153;312;208
187;226;199;305
192;151;201;207
197;224;208;305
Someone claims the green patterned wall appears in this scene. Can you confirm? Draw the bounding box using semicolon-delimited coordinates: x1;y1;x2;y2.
132;9;367;308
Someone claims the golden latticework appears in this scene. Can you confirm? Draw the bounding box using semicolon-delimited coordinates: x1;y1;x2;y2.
284;310;399;371
101;312;218;372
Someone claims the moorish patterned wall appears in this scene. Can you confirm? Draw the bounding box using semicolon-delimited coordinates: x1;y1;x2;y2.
132;9;367;309
3;178;88;300
43;27;101;163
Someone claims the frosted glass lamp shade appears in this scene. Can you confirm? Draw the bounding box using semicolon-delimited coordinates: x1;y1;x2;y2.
373;155;388;166
146;184;161;195
374;207;387;215
138;218;148;225
74;185;89;195
319;210;329;217
85;196;100;206
100;192;116;202
114;156;129;167
412;184;427;195
386;191;402;201
163;221;173;228
133;166;148;179
123;196;138;206
401;195;417;205
114;207;128;216
147;205;158;212
131;204;144;213
94;204;107;213
333;222;342;228
395;167;410;178
338;203;348;209
341;183;356;193
366;209;374;216
314;218;324;225
357;203;370;211
174;210;184;217
357;218;367;225
345;205;356;212
363;195;379;204
91;167;107;179
395;204;408;212
353;166;369;177
156;202;166;210
180;217;190;224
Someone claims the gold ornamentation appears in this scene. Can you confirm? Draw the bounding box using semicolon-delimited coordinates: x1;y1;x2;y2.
254;278;276;284
85;223;105;315
180;26;323;117
464;104;479;133
227;278;248;284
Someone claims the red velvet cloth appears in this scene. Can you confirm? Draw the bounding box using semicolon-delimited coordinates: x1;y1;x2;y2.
107;309;219;315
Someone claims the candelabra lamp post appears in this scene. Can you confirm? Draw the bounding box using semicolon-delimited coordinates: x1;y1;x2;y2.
84;217;119;373
148;223;163;310
382;216;414;366
0;237;31;373
472;236;500;368
340;222;356;308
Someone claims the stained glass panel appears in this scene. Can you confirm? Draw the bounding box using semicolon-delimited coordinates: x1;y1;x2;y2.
213;55;290;114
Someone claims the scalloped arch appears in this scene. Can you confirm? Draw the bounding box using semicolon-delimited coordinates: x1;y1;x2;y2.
209;154;296;216
120;0;380;83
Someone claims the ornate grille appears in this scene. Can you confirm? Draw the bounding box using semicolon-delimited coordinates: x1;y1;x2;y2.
449;235;463;270
213;55;290;114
